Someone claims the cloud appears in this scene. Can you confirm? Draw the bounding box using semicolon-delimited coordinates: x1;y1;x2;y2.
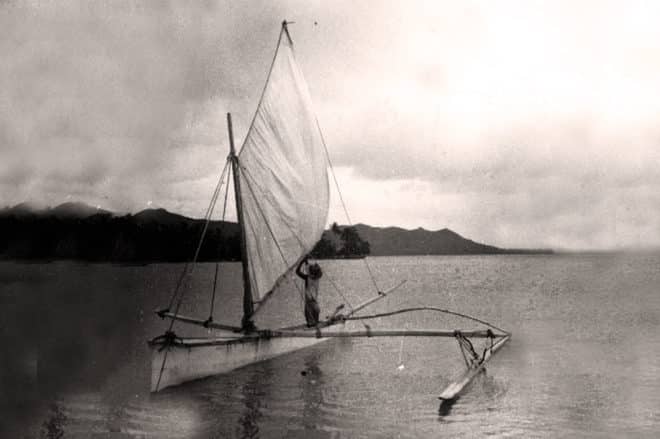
0;0;287;212
309;1;660;249
2;0;660;249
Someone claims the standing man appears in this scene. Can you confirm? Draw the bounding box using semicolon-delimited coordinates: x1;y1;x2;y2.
296;256;322;327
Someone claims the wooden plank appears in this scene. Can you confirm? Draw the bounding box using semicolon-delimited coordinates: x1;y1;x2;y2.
438;334;511;401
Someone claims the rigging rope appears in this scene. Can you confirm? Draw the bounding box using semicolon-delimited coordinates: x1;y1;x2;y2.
163;160;230;311
342;306;508;335
205;162;233;323
165;159;228;325
206;262;220;325
236;26;286;157
190;160;231;274
454;329;497;369
315;117;381;295
165;262;190;311
324;273;355;314
155;158;230;391
454;331;480;368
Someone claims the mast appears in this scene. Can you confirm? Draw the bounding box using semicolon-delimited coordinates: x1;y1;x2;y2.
227;112;255;331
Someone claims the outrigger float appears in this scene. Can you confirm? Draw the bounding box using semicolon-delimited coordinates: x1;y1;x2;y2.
148;21;511;400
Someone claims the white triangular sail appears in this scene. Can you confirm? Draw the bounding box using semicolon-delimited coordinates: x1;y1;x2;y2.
238;25;329;308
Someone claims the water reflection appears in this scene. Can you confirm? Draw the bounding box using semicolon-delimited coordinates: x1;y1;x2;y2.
477;369;505;400
291;351;338;439
437;370;505;419
301;354;324;433
236;364;272;439
438;397;458;417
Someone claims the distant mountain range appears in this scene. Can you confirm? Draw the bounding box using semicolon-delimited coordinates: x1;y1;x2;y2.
2;201;112;218
0;202;552;261
351;224;550;255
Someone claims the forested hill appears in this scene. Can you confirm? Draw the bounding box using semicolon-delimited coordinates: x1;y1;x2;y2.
0;203;241;262
0;203;369;262
0;202;551;262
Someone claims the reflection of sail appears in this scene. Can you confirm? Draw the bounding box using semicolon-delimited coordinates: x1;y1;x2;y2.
236;374;262;438
238;25;329;307
301;354;324;432
236;364;272;438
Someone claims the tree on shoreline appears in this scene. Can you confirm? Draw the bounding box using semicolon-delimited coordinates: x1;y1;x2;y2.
310;223;370;259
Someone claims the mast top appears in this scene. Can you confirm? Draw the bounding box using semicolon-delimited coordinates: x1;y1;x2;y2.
282;20;294;45
227;112;237;156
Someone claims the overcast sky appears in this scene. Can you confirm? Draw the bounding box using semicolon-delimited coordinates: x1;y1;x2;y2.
2;0;660;250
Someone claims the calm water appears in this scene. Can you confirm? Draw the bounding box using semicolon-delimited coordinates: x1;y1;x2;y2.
2;254;660;438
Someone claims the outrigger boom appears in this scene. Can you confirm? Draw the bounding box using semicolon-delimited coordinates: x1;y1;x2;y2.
264;328;505;339
153;326;506;343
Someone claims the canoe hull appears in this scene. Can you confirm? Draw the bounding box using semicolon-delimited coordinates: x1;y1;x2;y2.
149;327;340;392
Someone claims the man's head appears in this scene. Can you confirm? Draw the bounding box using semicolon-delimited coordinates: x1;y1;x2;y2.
308;263;322;279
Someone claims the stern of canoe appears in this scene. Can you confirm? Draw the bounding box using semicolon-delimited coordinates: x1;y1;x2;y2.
149;325;342;392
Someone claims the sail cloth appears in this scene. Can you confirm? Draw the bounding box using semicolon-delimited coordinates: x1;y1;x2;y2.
238;25;329;309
